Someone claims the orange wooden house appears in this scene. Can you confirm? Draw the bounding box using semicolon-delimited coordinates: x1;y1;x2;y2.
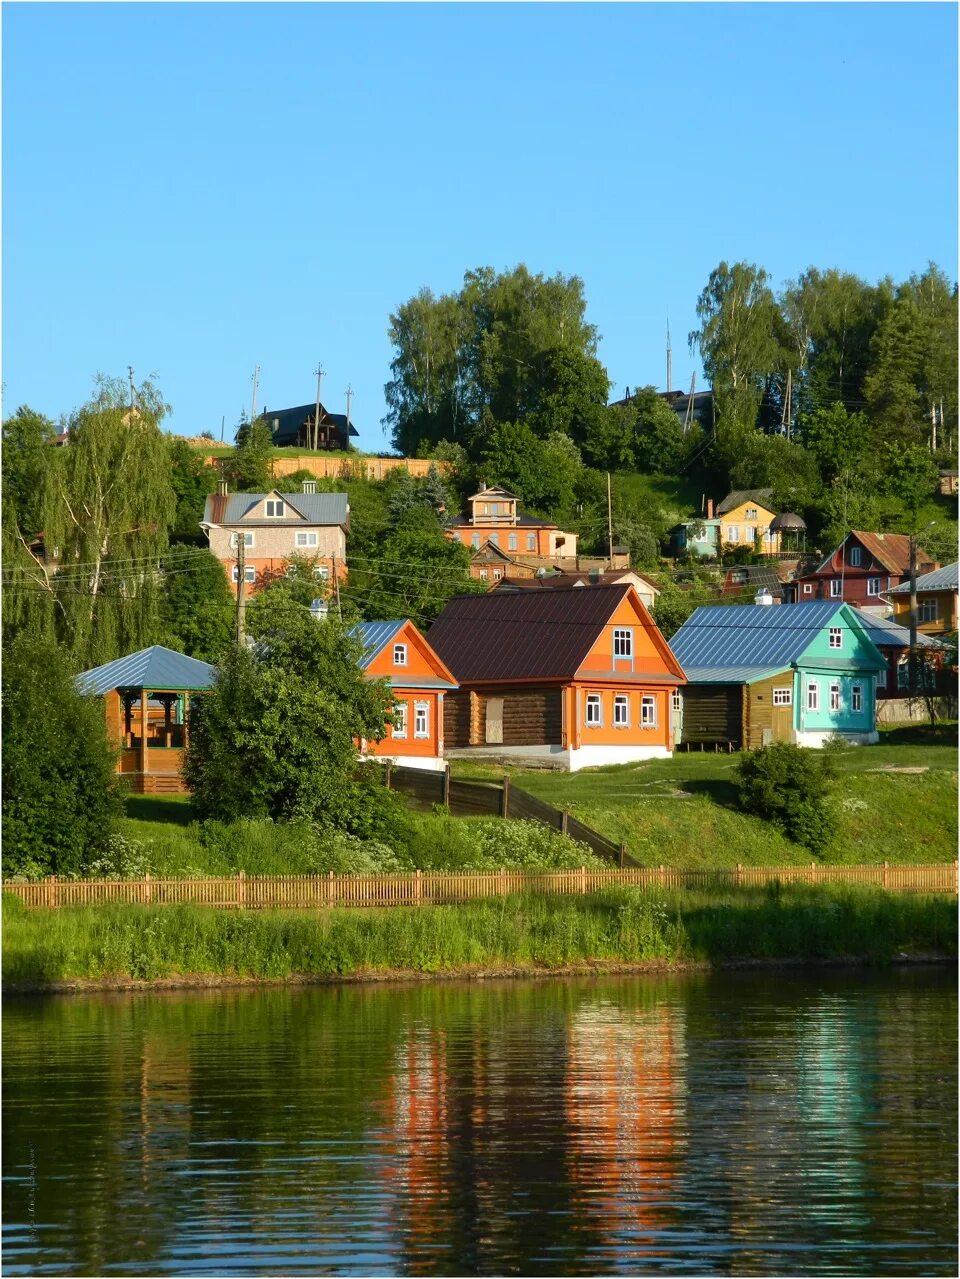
428;585;685;770
76;645;216;794
351;620;459;771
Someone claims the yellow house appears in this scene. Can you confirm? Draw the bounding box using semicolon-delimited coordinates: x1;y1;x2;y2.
889;563;958;636
715;489;782;553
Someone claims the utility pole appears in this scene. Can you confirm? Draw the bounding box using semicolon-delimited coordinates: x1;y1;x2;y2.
345;384;354;435
250;364;260;424
931;403;937;452
606;472;614;571
683;372;696;434
236;529;246;646
783;368;793;440
220;415;225;443
127;366;136;410
908;530;918;696
313;364;324;451
332;556;342;619
665;318;672;395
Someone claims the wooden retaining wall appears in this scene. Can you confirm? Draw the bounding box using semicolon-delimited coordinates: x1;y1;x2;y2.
4;862;956;910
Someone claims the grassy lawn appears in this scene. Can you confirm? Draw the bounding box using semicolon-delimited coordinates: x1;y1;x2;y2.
448;726;958;869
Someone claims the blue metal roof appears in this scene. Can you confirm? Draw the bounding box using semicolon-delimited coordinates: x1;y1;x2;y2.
348;621;407;669
76;646;216;695
670;601;882;683
857;612;948;650
888;562;958;595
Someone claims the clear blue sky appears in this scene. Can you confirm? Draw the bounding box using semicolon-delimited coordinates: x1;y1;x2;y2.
3;2;957;452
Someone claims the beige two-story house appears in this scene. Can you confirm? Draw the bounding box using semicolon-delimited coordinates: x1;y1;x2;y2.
201;481;349;594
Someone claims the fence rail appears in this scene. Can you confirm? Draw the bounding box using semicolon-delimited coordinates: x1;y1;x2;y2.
4;862;956;911
383;765;631;866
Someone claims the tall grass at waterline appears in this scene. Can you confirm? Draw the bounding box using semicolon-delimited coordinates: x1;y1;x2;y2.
3;884;954;986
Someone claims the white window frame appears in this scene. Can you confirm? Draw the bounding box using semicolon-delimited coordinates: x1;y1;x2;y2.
613;627;634;660
640;695;657;728
392;702;407;739
526;533;536;551
829;579;842;598
745;507;758;520
479;569;488;580
773;687;792;706
807;681;819;711
313;564;330;581
585;693;602;727
829;682;842;712
851;684;863;713
672;690;682;711
471;533;481;549
919;599;939;623
229;531;255;549
232;565;256;584
414;701;429;739
613;694;630;727
867;577;881;597
802;584;813;595
849;546;862;567
829;627;843;649
295;531;319;548
265;499;285;519
727;526;740;543
393;644;407;667
493;569;503;581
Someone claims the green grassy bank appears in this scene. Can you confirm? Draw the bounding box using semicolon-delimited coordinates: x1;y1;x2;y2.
452;727;959;868
4;883;954;989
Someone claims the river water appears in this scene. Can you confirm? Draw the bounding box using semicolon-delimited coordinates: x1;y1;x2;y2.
2;970;956;1276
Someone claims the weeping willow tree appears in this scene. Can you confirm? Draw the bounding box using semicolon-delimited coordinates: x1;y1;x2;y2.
13;376;178;669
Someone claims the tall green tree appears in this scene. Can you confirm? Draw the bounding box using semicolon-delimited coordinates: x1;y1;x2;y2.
2;405;58;540
2;634;121;878
35;376;176;668
160;545;234;663
229;416;273;490
689;262;786;462
167;436;218;541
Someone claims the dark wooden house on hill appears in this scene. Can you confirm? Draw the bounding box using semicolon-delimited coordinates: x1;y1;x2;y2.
428;585;685;771
261;402;359;451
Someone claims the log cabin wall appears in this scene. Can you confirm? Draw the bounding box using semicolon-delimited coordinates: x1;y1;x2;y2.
444;686;564;747
442;692;472;748
680;685;742;745
742;671;795;748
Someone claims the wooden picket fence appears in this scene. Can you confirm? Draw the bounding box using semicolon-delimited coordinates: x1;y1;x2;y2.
383;764;633;866
4;861;956;910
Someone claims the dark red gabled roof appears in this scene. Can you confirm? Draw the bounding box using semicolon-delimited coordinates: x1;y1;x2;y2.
427;585;677;684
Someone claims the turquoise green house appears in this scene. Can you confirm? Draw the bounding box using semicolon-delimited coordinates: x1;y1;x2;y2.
669;602;888;748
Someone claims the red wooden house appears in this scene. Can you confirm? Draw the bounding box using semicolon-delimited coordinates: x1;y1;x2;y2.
787;531;937;608
428;585;685;771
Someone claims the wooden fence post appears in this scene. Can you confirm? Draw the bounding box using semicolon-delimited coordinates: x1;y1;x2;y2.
579;866;586;895
955;860;959;896
238;869;246;909
659;864;666;888
144;873;152;906
499;866;507;898
619;843;626;869
736;863;742;888
328;869;335;907
443;765;451;807
883;861;889;890
501;775;510;818
415;868;422;906
48;875;57;910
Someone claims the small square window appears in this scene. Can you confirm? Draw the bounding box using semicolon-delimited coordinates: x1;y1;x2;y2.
614;695;630;727
919;599;938;623
829;627;843;649
265;500;285;518
232;565;256;583
493;569;502;580
230;531;255;549
867;577;881;597
585;693;602;726
773;687;792;706
393;644;407;667
479;569;488;580
802;584;813;595
313;564;330;581
640;695;657;727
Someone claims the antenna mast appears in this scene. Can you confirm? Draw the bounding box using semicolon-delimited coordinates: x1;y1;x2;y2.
666;318;672;395
250;364;260;424
345;384;353;434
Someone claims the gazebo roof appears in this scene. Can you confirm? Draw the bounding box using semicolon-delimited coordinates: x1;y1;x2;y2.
770;511;807;531
76;646;216;695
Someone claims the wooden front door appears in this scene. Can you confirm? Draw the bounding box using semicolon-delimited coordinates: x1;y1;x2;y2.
485;697;504;744
771;702;793;743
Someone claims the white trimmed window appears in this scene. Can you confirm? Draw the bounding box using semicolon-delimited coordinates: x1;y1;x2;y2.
802;583;813;595
392;703;407;738
479;569;488;580
829;627;843;649
830;682;842;711
508;533;518;551
852;685;863;713
849;546;862;566
229;531;255;549
867;577;881;596
613;628;633;659
613;694;630;727
295;531;319;548
745;507;758;520
493;569;502;580
919;599;939;623
640;695;657;727
585;693;602;726
807;681;819;711
829;579;842;598
672;690;682;711
393;644;407;666
526;533;536;551
265;499;285;518
232;565;256;583
727;526;740;543
471;533;481;549
773;687;792;706
313;564;330;581
414;702;429;739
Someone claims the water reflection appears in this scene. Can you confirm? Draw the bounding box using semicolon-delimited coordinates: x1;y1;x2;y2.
2;971;956;1276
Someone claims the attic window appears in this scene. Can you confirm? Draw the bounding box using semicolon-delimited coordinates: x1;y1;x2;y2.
265;499;285;518
613;627;633;659
829;627;843;649
745;507;758;520
393;644;407;667
849;546;862;566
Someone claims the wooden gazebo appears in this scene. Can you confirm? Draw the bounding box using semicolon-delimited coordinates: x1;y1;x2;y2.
76;646;216;794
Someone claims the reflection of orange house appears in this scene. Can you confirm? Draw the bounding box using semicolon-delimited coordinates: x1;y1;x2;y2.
445;485;579;563
430;585;685;770
351;620;458;772
565;1002;682;1246
76;645;216;794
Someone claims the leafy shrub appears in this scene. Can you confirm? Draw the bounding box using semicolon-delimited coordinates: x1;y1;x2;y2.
86;835;152;880
736;742;838;853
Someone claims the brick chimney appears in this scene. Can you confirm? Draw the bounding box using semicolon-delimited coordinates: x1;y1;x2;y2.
706;497;715;519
